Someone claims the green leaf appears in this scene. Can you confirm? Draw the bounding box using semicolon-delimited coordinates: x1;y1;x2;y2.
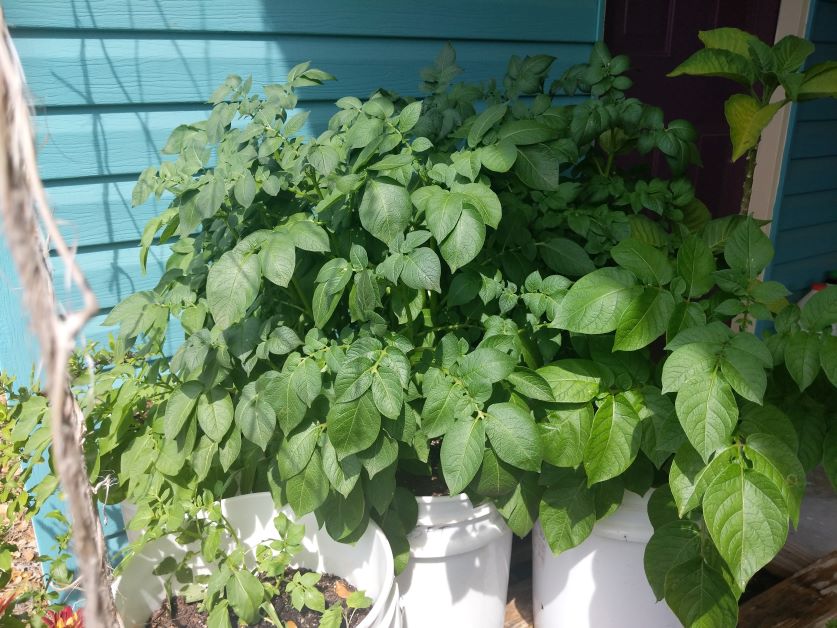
234;170;257;208
422;372;469;438
664;558;739;628
583;393;642;485
496;473;542;537
540;404;594;468
371;367;404;419
784;331;820;391
668;48;755;86
703;465;788;590
479;140;518;172
744;432;805;527
308;144;339;177
724;94;784;161
334;356;374;403
163;381;202;439
485;403;542;472
226;570;264;625
498;119;554;145
699;27;758;57
537;360;602;403
359;178;412;245
555;267;638;334
801;285;837;330
662;342;721;393
197;387;234;442
196;175;226;219
507;368;554;402
723;218;774;278
821;334;837;387
669;444;736;517
441;418;485;494
312;283;345;328
453;182;502;228
614;287;675;351
234;382;277;451
719;344;766;404
514;144;561;191
798;61;837;100
276;423;320;479
471;449;518;497
260;232;296;287
289;220;330;253
398;101;423;132
260;371;307;433
327;393;381;458
468;103;508;147
286;451;329;515
207;250;260;329
539;467;596;553
677;235;716;298
540;238;596;277
738;404;799;452
439;206;486;272
400;247;441;291
611;238;673;285
675;371;738;462
423;189;462;242
644;520;702;600
322;439;361;498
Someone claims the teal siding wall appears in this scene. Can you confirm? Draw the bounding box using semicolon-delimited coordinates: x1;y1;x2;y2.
1;0;605;583
767;0;837;294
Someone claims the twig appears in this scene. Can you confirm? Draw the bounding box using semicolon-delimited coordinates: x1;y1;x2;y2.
0;8;121;627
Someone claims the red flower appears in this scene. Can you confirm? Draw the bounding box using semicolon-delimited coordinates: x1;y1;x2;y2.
43;606;84;628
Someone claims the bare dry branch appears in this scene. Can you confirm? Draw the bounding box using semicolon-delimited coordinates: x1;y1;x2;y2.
0;8;121;627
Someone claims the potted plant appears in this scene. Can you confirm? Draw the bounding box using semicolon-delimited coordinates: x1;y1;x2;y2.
525;30;837;628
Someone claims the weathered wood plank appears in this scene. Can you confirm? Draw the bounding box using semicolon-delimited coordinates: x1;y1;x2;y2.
790;120;837;159
5;0;603;42
775;189;837;230
783;156;837;195
774;221;837;264
739;550;837;628
15;35;591;107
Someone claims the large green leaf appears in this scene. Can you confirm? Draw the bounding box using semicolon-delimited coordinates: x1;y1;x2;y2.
798;61;837;100
226;570;263;625
439;206;485;272
259;232;296;287
539;467;596;553
664;558;739;628
326;393;381;458
661;342;721;393
677;235;716;298
285;451;329;515
424;189;463;243
703;465;789;590
453;182;502;228
719;345;766;404
668;48;755;86
359;177;412;244
539;404;594;468
498;119;555;145
371;367;404;419
514;144;561;191
537;360;602;403
197;387;234;442
163;380;202;439
614;287;675;352
644;520;702;600
207;250;260;329
484;403;542;472
724;94;784;161
400;247;441;292
698;27;757;57
441;418;485;494
723;218;774;278
555;267;638;333
822;334;837;387
479;140;518;173
744;432;805;527
468;103;508;147
784;331;821;391
234;382;276;451
471;449;518;498
334;356;375;403
801;285;837;330
611;238;673;286
675;371;738;462
583;393;642;484
669;444;736;517
539;238;596;277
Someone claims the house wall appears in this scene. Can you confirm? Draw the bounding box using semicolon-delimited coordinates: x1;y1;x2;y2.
0;0;605;577
767;0;837;293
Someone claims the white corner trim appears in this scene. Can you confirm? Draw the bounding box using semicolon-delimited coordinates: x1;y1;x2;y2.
748;0;812;226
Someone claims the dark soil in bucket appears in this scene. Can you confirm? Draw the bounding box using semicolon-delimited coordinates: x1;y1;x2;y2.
147;567;371;628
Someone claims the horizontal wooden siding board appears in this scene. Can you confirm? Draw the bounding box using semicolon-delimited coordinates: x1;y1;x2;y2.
15;36;592;107
5;0;602;42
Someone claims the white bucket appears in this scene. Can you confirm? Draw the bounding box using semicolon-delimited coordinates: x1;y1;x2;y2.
396;495;512;628
114;493;401;627
532;491;679;628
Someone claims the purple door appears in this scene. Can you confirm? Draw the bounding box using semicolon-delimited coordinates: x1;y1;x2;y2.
605;0;782;217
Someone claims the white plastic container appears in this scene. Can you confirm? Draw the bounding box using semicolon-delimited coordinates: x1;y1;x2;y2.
532;491;678;628
396;495;512;628
114;493;401;627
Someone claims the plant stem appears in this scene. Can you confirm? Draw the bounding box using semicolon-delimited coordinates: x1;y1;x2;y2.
290;276;313;320
739;145;758;214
